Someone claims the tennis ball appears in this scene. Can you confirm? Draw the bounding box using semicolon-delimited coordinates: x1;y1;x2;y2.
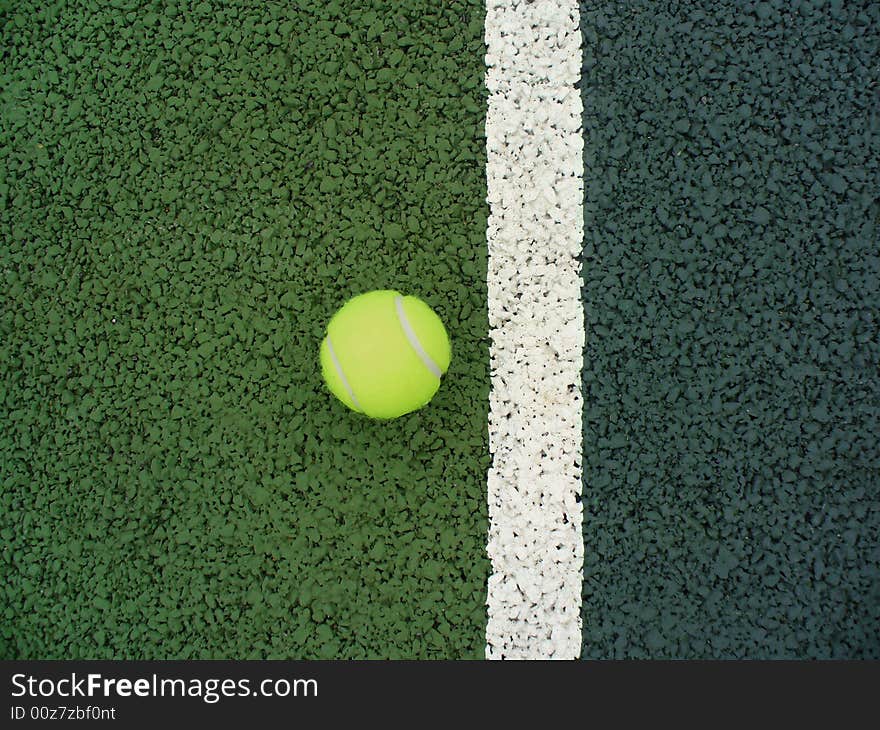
320;290;451;419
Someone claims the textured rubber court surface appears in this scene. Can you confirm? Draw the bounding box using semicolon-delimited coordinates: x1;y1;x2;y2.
579;1;879;658
2;0;878;660
1;0;489;659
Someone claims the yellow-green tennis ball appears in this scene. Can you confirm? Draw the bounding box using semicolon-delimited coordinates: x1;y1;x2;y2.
320;290;451;419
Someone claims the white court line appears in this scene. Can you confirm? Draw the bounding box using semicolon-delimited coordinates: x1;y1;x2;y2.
485;1;585;659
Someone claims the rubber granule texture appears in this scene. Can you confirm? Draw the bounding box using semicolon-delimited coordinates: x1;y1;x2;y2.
0;0;489;659
580;0;880;658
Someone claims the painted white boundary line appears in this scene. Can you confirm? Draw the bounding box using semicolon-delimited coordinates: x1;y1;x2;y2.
485;1;584;659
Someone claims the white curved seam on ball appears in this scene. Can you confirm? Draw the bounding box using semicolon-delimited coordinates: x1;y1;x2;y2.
394;295;442;379
326;336;363;412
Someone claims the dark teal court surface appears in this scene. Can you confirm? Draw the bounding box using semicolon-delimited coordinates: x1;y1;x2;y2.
579;0;879;658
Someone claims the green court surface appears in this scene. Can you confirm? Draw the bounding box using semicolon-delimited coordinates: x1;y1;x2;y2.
2;0;878;661
580;0;879;658
1;1;489;659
